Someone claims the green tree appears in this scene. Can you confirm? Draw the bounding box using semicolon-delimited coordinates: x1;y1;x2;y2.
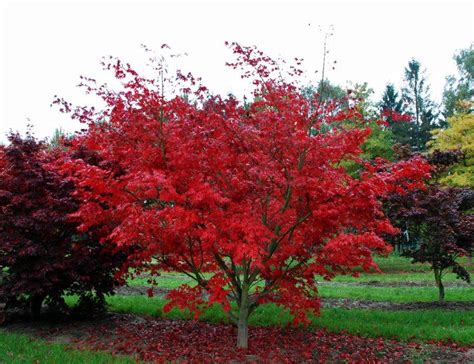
402;59;439;151
442;45;474;118
362;123;394;160
353;83;394;159
350;82;378;118
49;127;68;148
300;80;345;103
341;84;396;176
380;84;411;147
304;82;395;177
380;84;403;118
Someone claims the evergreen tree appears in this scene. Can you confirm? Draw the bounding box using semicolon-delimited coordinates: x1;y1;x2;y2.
381;84;403;117
380;84;411;146
402;59;439;152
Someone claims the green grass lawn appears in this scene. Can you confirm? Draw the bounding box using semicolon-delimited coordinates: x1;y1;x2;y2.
312;308;474;345
372;254;432;273
318;285;474;302
0;332;136;364
76;295;473;345
373;254;473;273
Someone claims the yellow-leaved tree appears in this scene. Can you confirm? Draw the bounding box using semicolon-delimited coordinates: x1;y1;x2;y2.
429;112;474;187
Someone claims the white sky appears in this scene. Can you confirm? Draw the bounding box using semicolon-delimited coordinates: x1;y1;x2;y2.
1;0;473;143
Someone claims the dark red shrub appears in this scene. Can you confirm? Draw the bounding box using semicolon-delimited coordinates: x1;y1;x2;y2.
0;132;127;318
387;185;473;303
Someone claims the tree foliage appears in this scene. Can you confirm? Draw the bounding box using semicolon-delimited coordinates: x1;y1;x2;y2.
300;80;345;103
429;113;474;187
380;84;411;147
442;45;473;118
334;84;396;176
55;43;430;348
401;59;439;151
380;84;404;121
0;133;127;318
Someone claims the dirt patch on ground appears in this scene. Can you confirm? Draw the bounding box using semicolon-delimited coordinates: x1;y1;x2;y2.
318;280;472;288
321;298;474;311
1;315;108;343
115;285;170;296
1;312;471;363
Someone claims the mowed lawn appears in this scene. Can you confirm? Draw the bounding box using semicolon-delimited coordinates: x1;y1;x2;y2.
0;332;135;364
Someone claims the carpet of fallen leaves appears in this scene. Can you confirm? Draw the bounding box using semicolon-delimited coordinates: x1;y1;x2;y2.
67;313;470;363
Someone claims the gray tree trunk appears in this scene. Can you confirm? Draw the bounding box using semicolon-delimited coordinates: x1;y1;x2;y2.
237;285;250;349
31;294;44;319
434;268;445;305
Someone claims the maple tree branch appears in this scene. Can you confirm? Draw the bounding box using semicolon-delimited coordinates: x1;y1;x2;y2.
214;253;242;298
177;254;208;288
252;257;309;304
297;148;308;171
271;212;312;252
230;260;242;287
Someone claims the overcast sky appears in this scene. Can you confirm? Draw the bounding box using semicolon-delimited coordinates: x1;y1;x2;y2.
1;0;473;143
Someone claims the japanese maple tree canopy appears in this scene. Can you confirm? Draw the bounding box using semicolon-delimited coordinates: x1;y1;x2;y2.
57;43;430;325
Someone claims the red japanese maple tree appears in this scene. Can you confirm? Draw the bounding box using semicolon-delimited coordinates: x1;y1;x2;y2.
58;43;430;348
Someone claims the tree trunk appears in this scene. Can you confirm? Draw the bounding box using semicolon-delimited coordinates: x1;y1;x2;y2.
237;285;250;349
434;268;445;305
414;78;419;127
31;294;44;319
